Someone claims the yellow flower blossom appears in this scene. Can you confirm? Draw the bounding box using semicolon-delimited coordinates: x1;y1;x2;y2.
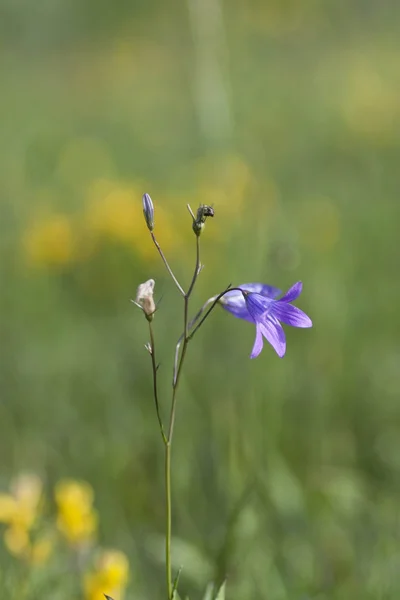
55;480;98;545
0;474;49;563
84;179;177;259
88;188;143;243
0;494;16;522
11;473;43;528
4;525;30;557
23;213;75;268
84;549;129;600
3;527;53;565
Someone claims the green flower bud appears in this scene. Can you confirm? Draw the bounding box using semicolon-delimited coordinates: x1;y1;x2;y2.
192;204;214;236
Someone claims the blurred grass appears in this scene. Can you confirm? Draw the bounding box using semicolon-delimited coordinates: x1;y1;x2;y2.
1;0;400;598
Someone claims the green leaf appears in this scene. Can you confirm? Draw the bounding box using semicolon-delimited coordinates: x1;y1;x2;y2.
202;581;226;600
215;581;226;600
201;583;214;600
171;567;183;600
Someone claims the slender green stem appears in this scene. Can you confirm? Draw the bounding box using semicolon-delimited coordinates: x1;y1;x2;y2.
186;235;201;300
172;294;223;384
164;235;201;599
147;322;170;594
151;232;185;296
188;285;240;340
168;236;200;439
165;441;172;598
148;322;167;444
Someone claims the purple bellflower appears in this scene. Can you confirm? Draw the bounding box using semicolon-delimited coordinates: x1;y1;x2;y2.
219;281;312;358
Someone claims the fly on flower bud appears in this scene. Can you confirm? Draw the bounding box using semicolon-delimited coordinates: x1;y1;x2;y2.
201;205;214;218
192;204;214;236
142;193;154;231
135;278;156;321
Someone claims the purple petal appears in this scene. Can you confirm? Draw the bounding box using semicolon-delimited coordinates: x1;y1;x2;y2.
250;323;264;358
222;283;280;305
279;281;303;303
271;302;312;328
239;283;281;299
220;292;253;322
221;289;244;302
220;283;281;323
260;317;286;357
244;293;274;321
221;302;253;322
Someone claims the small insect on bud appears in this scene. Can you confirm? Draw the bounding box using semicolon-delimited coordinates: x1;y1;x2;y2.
192;204;214;236
142;193;154;231
135;278;156;321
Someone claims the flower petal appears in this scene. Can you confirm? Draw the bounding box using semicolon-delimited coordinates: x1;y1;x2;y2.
239;283;281;299
244;292;274;321
219;292;253;322
222;282;280;306
279;281;303;303
260;317;286;357
250;323;264;358
220;283;281;322
272;302;312;328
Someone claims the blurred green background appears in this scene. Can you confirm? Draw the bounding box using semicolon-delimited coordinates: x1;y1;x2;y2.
1;0;400;597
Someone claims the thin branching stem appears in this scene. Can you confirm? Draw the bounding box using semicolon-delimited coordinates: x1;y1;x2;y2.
186;235;201;300
151;232;185;296
168;236;200;439
187;286;243;340
172;297;218;385
164;235;201;599
165;441;172;598
148;322;167;445
150;230;233;599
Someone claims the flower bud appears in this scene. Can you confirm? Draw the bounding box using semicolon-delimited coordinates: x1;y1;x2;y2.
192;204;214;236
142;193;154;231
135;279;156;320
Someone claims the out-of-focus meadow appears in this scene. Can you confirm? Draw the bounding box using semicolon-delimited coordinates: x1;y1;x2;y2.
1;0;400;598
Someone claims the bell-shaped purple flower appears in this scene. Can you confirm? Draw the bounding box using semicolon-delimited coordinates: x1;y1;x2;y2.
220;281;312;358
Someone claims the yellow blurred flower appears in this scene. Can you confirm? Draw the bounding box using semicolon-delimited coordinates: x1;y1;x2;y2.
84;179;177;259
23;213;75;268
84;549;129;600
0;474;42;531
86;182;141;244
0;494;16;522
55;479;98;546
0;474;51;564
4;525;30;557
